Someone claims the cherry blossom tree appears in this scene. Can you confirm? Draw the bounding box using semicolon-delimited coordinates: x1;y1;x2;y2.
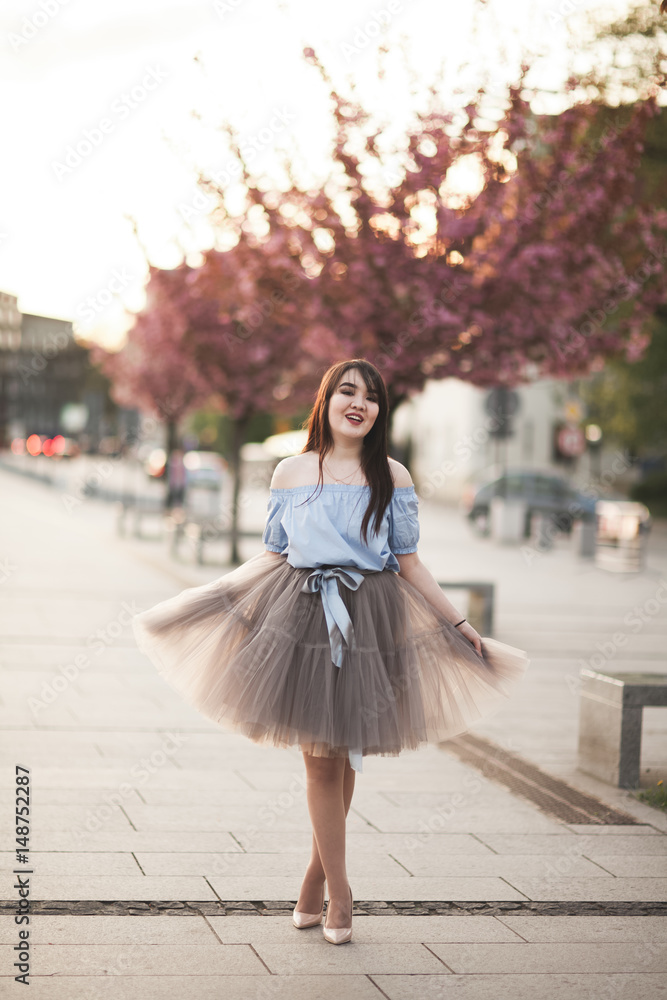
196;49;665;415
91;262;210;461
178;235;323;562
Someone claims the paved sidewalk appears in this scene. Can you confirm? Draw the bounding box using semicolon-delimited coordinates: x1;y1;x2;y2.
1;467;666;998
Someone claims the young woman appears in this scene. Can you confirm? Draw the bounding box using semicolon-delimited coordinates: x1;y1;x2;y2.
133;358;528;945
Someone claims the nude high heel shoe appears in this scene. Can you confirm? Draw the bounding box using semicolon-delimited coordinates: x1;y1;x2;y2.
322;884;353;945
292;880;326;928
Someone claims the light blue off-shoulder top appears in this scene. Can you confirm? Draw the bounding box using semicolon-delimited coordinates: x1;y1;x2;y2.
262;483;419;572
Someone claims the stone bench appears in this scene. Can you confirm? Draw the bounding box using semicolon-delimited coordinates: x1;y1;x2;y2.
438;581;495;636
577;669;667;788
115;499;165;539
167;514;263;565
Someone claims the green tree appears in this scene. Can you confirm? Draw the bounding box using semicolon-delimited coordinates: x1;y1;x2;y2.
580;309;667;459
570;1;667;465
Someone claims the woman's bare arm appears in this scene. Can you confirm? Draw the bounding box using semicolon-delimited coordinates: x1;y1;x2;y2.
396;552;482;655
389;459;482;655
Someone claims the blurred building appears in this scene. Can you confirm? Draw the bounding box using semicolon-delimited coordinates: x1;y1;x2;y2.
392;375;628;503
0;291;117;449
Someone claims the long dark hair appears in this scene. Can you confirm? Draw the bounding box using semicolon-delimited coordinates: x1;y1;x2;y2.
299;359;393;545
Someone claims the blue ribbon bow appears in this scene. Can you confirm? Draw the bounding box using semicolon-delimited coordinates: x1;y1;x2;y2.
300;565;365;667
300;565;366;773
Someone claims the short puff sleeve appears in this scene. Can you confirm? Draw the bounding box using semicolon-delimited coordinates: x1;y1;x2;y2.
262;492;289;554
388;487;419;555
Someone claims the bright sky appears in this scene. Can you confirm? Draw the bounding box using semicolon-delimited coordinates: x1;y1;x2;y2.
1;0;630;348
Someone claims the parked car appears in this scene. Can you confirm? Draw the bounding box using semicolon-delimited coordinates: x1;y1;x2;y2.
461;468;599;537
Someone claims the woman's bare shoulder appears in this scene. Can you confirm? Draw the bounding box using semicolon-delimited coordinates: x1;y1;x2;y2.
270;453;318;489
388;457;413;488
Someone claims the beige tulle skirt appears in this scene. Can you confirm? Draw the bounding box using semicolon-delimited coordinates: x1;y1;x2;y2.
132;551;529;764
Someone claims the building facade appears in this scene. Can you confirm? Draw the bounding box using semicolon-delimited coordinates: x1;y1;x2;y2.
0;291;116;449
392;375;633;504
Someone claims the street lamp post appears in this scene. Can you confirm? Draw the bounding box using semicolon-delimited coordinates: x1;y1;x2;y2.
585;423;603;482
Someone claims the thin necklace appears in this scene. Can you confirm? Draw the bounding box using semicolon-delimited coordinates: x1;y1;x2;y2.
323;459;363;484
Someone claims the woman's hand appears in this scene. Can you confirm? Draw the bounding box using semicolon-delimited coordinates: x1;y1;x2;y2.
395;553;485;659
456;620;483;657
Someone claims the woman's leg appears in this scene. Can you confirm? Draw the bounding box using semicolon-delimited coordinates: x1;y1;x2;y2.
296;753;355;927
303;756;356;881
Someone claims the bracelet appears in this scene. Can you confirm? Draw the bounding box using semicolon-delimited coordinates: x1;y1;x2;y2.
454;618;466;627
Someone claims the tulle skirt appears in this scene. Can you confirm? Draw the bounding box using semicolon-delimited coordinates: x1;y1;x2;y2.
132;551;529;765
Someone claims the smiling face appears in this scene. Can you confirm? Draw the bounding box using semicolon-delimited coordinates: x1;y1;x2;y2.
327;367;380;442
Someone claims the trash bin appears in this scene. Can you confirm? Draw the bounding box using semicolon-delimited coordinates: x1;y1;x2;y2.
594;500;651;572
490;496;527;543
573;511;597;558
529;510;557;551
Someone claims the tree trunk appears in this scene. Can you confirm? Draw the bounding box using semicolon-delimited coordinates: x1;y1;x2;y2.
163;419;179;509
228;414;250;565
387;390;408;461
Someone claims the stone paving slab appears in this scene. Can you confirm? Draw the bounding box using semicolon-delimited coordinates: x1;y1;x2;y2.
0;875;218;901
475;833;667;854
0;975;386;999
349;802;567;834
0;831;244;853
17;805;135;832
373;972;667;999
121;804;368;833
584;856;667;877
497;914;667;942
236;832;496;855
27;787;148;807
0;943;268;977
389;852;611;878
0;914;217;943
424;941;667;974
250;941;449;975
210;915;523;944
500;876;667;901
205;876;528;901
136;784;309;806
0;852;141;876
135;852;409;878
